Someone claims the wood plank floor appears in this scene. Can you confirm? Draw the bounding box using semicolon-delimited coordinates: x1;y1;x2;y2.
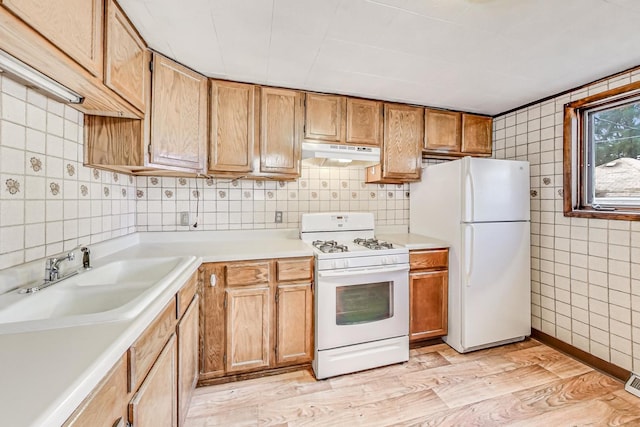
185;339;640;426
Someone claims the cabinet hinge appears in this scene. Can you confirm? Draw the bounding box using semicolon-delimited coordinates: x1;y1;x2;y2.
147;143;152;155
275;292;279;303
149;60;153;72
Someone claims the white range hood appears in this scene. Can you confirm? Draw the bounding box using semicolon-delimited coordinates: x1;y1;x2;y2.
301;142;380;167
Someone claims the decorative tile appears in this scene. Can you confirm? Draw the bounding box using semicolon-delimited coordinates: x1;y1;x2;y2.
164;190;173;199
103;186;110;197
278;181;285;188
112;172;118;182
92;169;100;179
179;178;187;186
121;188;127;197
136;190;144;198
530;190;538;197
49;182;60;196
66;163;75;176
218;190;226;199
267;191;274;199
543;177;551;185
80;185;88;197
150;177;159;186
206;177;214;186
243;191;251;199
5;178;20;195
29;157;42;172
192;190;200;199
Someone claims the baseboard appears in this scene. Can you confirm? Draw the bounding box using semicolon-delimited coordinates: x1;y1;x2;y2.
197;364;312;387
531;329;630;381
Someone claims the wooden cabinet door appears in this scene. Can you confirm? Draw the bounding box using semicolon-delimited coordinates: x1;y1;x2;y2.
200;264;226;378
382;103;423;180
304;93;345;142
409;270;448;341
462;114;492;155
105;0;148;112
276;283;313;365
177;295;199;427
63;355;128;427
346;98;382;146
209;80;256;174
150;53;207;172
225;286;271;372
424;109;461;153
2;0;104;77
259;87;302;176
129;334;178;427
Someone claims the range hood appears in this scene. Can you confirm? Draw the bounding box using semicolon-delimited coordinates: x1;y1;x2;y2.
301;142;380;167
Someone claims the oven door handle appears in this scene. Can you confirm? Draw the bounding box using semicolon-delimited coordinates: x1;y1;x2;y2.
317;265;409;278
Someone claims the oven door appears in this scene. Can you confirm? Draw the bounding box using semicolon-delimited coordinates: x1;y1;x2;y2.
316;264;409;351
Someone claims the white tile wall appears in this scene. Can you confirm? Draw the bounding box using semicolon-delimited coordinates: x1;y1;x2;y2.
493;68;640;372
0;76;136;270
134;165;410;231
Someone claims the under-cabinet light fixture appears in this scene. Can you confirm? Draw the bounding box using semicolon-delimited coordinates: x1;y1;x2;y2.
0;49;83;104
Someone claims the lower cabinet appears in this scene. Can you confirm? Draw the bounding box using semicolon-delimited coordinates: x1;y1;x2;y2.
177;295;199;427
200;257;314;382
276;283;313;365
129;334;177;427
225;286;271;372
409;249;449;342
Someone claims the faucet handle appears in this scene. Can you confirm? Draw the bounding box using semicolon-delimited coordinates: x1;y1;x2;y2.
81;246;92;270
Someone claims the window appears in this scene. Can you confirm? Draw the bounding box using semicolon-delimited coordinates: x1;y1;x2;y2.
564;80;640;219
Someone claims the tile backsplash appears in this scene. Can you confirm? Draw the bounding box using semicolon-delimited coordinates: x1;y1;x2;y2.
134;166;409;231
493;68;640;372
0;75;136;270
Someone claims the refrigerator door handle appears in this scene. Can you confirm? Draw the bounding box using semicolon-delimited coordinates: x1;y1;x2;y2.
464;166;474;222
464;224;474;287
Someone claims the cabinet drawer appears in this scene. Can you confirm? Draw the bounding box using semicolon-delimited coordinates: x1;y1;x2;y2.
128;298;177;392
276;258;312;282
63;354;128;426
410;249;448;270
225;261;270;286
177;272;198;319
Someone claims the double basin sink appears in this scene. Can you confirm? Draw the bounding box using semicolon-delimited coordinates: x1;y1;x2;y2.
0;256;195;334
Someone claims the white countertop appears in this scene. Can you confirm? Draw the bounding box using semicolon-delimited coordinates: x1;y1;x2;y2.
0;230;313;427
378;233;450;250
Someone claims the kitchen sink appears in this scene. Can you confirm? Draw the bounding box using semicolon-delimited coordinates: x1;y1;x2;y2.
0;256;195;334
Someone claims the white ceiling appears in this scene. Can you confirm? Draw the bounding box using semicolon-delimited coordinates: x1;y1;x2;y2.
119;0;640;115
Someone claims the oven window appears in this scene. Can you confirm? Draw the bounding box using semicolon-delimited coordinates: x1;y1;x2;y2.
336;282;393;325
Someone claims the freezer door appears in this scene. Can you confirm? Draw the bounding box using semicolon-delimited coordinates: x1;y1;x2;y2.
461;221;530;350
462;158;530;223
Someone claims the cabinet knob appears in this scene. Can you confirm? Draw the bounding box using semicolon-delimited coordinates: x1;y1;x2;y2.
210;274;217;287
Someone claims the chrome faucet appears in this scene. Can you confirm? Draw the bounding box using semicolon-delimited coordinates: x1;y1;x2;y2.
46;250;76;282
81;246;92;270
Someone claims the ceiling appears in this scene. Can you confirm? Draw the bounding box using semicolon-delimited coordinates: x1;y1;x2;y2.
119;0;640;116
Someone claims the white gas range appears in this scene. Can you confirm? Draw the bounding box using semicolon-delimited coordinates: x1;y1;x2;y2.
300;212;409;379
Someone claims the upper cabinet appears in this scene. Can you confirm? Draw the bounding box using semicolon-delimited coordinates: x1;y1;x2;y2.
346;98;383;146
424;109;492;158
424;109;461;154
461;114;492;155
2;0;104;78
367;103;423;183
209;80;256;175
260;87;303;178
149;53;208;172
304;93;345;143
105;0;148;113
304;93;382;146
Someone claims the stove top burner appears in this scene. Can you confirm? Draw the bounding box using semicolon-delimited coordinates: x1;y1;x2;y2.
353;238;394;250
312;240;349;253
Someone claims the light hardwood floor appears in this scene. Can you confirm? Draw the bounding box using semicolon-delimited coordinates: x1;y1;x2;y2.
185;339;640;426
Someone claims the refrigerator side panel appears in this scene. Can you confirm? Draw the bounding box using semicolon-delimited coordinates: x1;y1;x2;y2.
460;221;531;350
410;159;464;351
462;158;530;223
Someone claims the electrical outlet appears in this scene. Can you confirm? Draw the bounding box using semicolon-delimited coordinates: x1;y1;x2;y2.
275;211;283;223
179;211;190;226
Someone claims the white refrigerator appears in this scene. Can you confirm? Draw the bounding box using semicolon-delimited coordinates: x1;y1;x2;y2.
410;157;531;353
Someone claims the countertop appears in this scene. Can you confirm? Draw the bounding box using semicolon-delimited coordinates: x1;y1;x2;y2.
378;233;450;250
0;230;314;427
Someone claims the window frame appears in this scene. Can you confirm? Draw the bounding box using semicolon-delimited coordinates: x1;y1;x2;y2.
563;80;640;220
